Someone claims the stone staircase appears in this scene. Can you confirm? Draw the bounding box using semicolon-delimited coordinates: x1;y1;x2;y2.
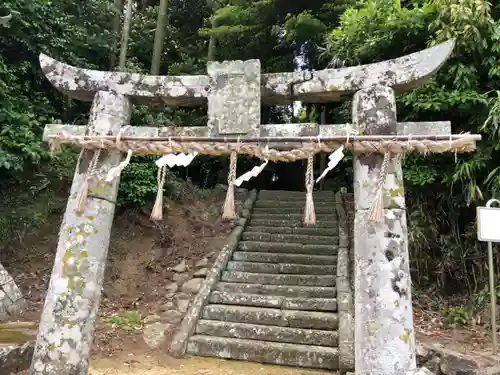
186;189;353;371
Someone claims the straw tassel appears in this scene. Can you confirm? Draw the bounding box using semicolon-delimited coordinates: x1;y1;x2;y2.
105;150;133;182
48;137;62;155
222;151;238;220
303;153;316;226
76;150;101;214
151;165;167;221
367;152;391;223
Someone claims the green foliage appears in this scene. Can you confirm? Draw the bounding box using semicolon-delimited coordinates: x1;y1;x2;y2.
106;310;143;331
322;0;500;294
446;306;471;327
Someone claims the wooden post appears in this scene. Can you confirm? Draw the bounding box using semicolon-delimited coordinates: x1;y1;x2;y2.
29;91;131;375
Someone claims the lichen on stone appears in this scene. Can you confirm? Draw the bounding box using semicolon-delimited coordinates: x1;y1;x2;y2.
29;91;132;375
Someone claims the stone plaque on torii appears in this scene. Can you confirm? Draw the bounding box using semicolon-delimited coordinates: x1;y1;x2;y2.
32;39;478;375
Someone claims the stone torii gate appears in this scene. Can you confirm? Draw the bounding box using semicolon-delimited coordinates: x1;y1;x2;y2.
32;40;458;375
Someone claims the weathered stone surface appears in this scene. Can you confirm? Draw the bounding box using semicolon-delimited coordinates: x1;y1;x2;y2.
181;278;203;294
207;60;260;135
0;341;35;374
353;86;416;375
440;355;478;375
237;241;337;255
143;322;171;349
281;297;337;312
258;192;336;202
39;40;454;105
183;190;342;369
0;345;19;374
175;292;191;301
193;268;208;278
187;336;339;370
176;299;190;313
335;191;354;373
195;320;339;347
29;91;132;375
161;310;183;324
169;190;258;358
416;343;490;375
210;291;283;308
249;218;337;228
209;291;337;312
195;258;209;269
251;213;337;221
0;263;26;316
231;251;337;265
221;271;336;287
173;260;187;273
173;273;189;282
166;282;178;292
252;206;337;215
226;260;336;275
43;121;452;145
214;282;336;298
158;301;174;311
244;225;338;236
254;200;341;209
407;368;436;375
143;314;161;324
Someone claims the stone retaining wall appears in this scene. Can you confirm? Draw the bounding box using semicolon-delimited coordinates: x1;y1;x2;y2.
0;263;26;319
0;341;34;374
169;189;258;357
336;191;354;373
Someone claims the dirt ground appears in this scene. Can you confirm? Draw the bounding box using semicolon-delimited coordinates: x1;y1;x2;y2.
2;188;233;357
89;356;333;375
3;188;500;373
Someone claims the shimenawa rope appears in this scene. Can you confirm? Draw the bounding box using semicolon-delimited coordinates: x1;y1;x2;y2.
47;134;477;161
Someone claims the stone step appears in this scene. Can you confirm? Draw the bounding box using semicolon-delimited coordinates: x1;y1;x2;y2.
187;335;339;370
226;260;336;275
209;291;338;311
255;200;335;208
242;232;337;245
214;282;336;298
202;304;339;330
250;213;337;221
245;226;338;236
249;218;337;228
195;320;339;347
221;271;335;287
238;241;337;255
252;206;337;214
258;190;336;201
232;251;337;265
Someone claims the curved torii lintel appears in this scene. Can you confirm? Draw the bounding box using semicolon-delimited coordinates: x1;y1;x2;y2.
39;39;455;106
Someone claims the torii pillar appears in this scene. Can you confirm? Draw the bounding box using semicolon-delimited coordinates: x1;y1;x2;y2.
351;49;455;375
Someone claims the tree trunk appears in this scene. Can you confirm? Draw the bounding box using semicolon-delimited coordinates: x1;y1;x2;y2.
118;0;133;70
207;17;218;61
319;106;326;190
150;0;169;75
109;0;123;70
